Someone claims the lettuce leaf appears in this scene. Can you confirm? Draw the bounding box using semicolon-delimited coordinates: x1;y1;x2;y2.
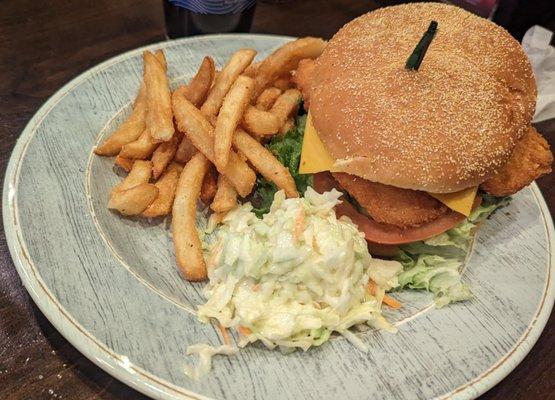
395;195;510;307
251;115;311;217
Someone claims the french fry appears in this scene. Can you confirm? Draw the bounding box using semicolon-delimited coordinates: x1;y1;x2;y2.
108;183;159;216
211;70;220;88
154;49;167;70
174;135;197;164
280;118;295;134
251;37;326;99
200;48;257;117
172;152;210;281
243;61;260;78
151;134;180;179
142;162;182;217
112;160;152;194
177;56;215;107
255;87;282;111
271;88;301;128
144;51;174;142
95;50;165;156
232;129;299;198
114;155;135;172
119;129;159;159
200;167;218;205
210;175;238;213
172;92;256;197
109;160;157;215
242;106;280;137
94;84;147;156
273;75;294;91
213;75;254;170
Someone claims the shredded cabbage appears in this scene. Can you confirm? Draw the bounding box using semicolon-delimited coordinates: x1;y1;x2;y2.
198;188;399;355
395;195;510;307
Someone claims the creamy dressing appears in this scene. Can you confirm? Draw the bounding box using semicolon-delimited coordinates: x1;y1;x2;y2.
185;189;402;376
183;344;238;380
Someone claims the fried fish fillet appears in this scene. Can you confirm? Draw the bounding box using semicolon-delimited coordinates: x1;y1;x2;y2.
332;172;449;228
292;58;315;109
481;127;553;197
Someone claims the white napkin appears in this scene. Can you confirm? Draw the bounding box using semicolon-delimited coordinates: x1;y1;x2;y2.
522;25;555;122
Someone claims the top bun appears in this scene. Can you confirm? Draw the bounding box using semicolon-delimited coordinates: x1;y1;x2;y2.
310;3;536;193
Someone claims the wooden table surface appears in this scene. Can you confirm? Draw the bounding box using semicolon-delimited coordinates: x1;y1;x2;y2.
0;1;553;399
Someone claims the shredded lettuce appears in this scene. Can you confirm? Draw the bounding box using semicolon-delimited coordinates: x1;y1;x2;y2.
250;115;311;217
394;195;510;307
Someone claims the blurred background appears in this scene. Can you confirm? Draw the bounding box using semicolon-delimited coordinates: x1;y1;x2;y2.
161;0;555;40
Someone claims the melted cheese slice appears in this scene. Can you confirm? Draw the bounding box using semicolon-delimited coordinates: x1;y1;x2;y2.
299;113;334;174
299;112;478;216
428;187;478;217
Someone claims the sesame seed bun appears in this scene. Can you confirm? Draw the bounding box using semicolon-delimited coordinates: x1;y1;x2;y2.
310;3;536;193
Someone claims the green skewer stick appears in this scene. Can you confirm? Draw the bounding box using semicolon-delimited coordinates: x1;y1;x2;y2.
406;21;438;71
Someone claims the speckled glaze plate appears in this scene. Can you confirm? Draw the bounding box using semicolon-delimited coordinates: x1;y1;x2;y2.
3;34;554;400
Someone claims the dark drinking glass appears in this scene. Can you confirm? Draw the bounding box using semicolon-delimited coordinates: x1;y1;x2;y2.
163;0;257;38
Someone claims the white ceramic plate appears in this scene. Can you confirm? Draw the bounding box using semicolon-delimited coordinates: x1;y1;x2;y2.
3;34;554;400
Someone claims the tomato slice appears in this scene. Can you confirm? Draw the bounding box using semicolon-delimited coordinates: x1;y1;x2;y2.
313;172;479;245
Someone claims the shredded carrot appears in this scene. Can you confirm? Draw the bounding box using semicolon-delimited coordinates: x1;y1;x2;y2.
382;295;402;309
367;281;377;295
237;326;252;336
293;208;305;243
367;280;401;309
218;323;231;345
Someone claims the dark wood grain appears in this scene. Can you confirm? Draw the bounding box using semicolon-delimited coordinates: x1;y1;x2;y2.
0;0;553;399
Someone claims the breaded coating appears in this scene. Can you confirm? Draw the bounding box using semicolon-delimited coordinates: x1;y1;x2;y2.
481;127;553;196
332;173;448;228
292;59;315;109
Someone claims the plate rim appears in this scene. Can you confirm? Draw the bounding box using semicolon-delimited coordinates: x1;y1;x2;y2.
3;33;554;400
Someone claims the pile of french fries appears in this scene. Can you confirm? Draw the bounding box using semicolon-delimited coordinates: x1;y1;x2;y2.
94;38;326;281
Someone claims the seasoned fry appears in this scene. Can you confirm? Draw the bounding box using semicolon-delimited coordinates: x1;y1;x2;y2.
174;56;215;107
200;48;257;117
214;75;254;170
232;129;299;198
109;160;157;215
255;87;282;111
211;70;220;88
108;183;159;216
252;37;326;99
112;160;153;194
174;135;197;164
119;129;159;159
243;61;260;78
114;155;134;172
95;50;166;156
273;76;293;91
154;49;167;70
142;162;182;217
151;134;180;179
94;84;147;156
200;167;218;205
280;118;295;134
271;89;302;127
211;175;238;213
144;51;174;142
172;153;210;281
242;106;280;137
172;92;256;197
